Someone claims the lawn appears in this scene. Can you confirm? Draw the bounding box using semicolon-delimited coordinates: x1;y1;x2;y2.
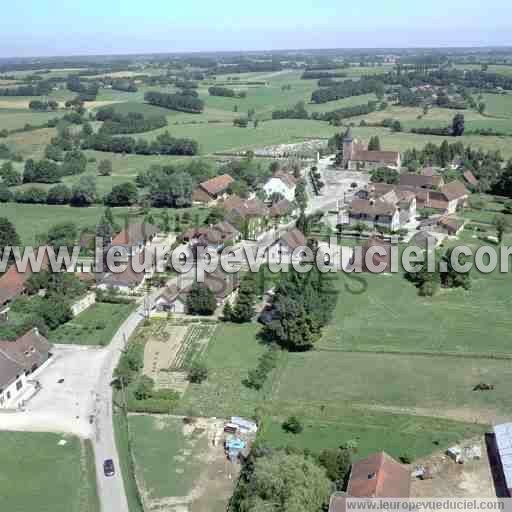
0;109;65;131
48;302;135;346
481;93;512;118
258;409;486;461
0;432;99;512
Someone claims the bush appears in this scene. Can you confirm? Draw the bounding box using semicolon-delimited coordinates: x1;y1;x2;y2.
187;361;208;384
282;416;303;434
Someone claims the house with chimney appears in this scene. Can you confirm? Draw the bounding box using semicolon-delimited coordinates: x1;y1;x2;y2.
342;128;401;170
192;174;234;205
0;329;53;409
263;171;297;202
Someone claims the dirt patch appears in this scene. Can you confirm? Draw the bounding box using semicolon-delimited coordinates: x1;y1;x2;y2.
85;100;124;109
411;437;495;497
354;403;503;425
143;325;188;380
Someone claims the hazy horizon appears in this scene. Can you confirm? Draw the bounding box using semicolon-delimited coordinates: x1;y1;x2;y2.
1;0;510;59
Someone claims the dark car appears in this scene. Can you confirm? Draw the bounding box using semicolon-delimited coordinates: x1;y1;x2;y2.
103;459;115;477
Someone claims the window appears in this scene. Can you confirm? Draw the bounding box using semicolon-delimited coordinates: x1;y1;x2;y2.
16;380;23;391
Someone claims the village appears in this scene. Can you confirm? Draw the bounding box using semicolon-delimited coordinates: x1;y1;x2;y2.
2;116;512;512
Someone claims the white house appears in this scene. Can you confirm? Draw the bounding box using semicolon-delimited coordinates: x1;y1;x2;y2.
263;172;297;202
0;329;53;409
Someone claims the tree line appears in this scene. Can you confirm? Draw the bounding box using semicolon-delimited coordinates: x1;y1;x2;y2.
0;81;53;96
208;86;246;98
96;108;168;135
82;130;198;156
144;90;204;113
311;77;385;104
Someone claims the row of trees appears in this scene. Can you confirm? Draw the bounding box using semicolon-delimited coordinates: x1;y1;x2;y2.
208;86;246;98
272;101;309;120
29;100;59;111
82;130;199;156
311;77;385;104
0;81;53;96
302;70;347;80
144;90;204;113
96;109;167;135
22;151;88;184
317;100;378;124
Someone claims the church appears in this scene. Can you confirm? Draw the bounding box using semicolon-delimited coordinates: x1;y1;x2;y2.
341;128;401;170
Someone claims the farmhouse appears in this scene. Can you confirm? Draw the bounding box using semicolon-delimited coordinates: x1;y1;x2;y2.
111;221;158;256
98;250;153;293
182;221;240;252
0;328;53;409
269;198;295;221
347;451;410;498
221;195;269;240
192;174;234;205
263;171;297;202
399;172;444;189
348;198;401;231
342;128;400;170
266;228;308;263
154;270;240;314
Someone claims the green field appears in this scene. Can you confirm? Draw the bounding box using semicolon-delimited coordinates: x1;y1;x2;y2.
0;203;131;245
320;271;512;355
48;302;135;346
480;93;512;118
0;432;99;512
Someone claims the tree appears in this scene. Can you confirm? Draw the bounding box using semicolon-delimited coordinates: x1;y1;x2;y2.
452;113;465;136
233;452;330;512
0;162;22;186
187;361;208;384
370;167;399;184
391;120;403;132
0;217;20;262
222;301;233;321
318;447;352;488
71;175;97;206
294;180;308;213
282;415;303;434
134;376;154;400
478;102;486;115
98;159;113;176
47;184;71;205
368;136;381;151
105;182;138;206
186;283;217;316
46;221;78;250
231;274;257;323
494;214;508;243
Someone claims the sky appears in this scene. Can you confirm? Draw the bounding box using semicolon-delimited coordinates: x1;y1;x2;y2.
1;0;511;58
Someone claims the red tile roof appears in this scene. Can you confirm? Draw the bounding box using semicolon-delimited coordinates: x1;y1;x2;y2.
198;174;234;197
111;222;158;247
463;170;479;187
347;452;410;498
440;180;469;201
353;149;400;165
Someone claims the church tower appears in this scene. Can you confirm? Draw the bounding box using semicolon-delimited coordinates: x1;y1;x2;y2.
342;127;354;168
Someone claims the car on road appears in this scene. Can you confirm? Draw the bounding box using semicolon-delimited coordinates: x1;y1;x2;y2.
103;459;115;477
